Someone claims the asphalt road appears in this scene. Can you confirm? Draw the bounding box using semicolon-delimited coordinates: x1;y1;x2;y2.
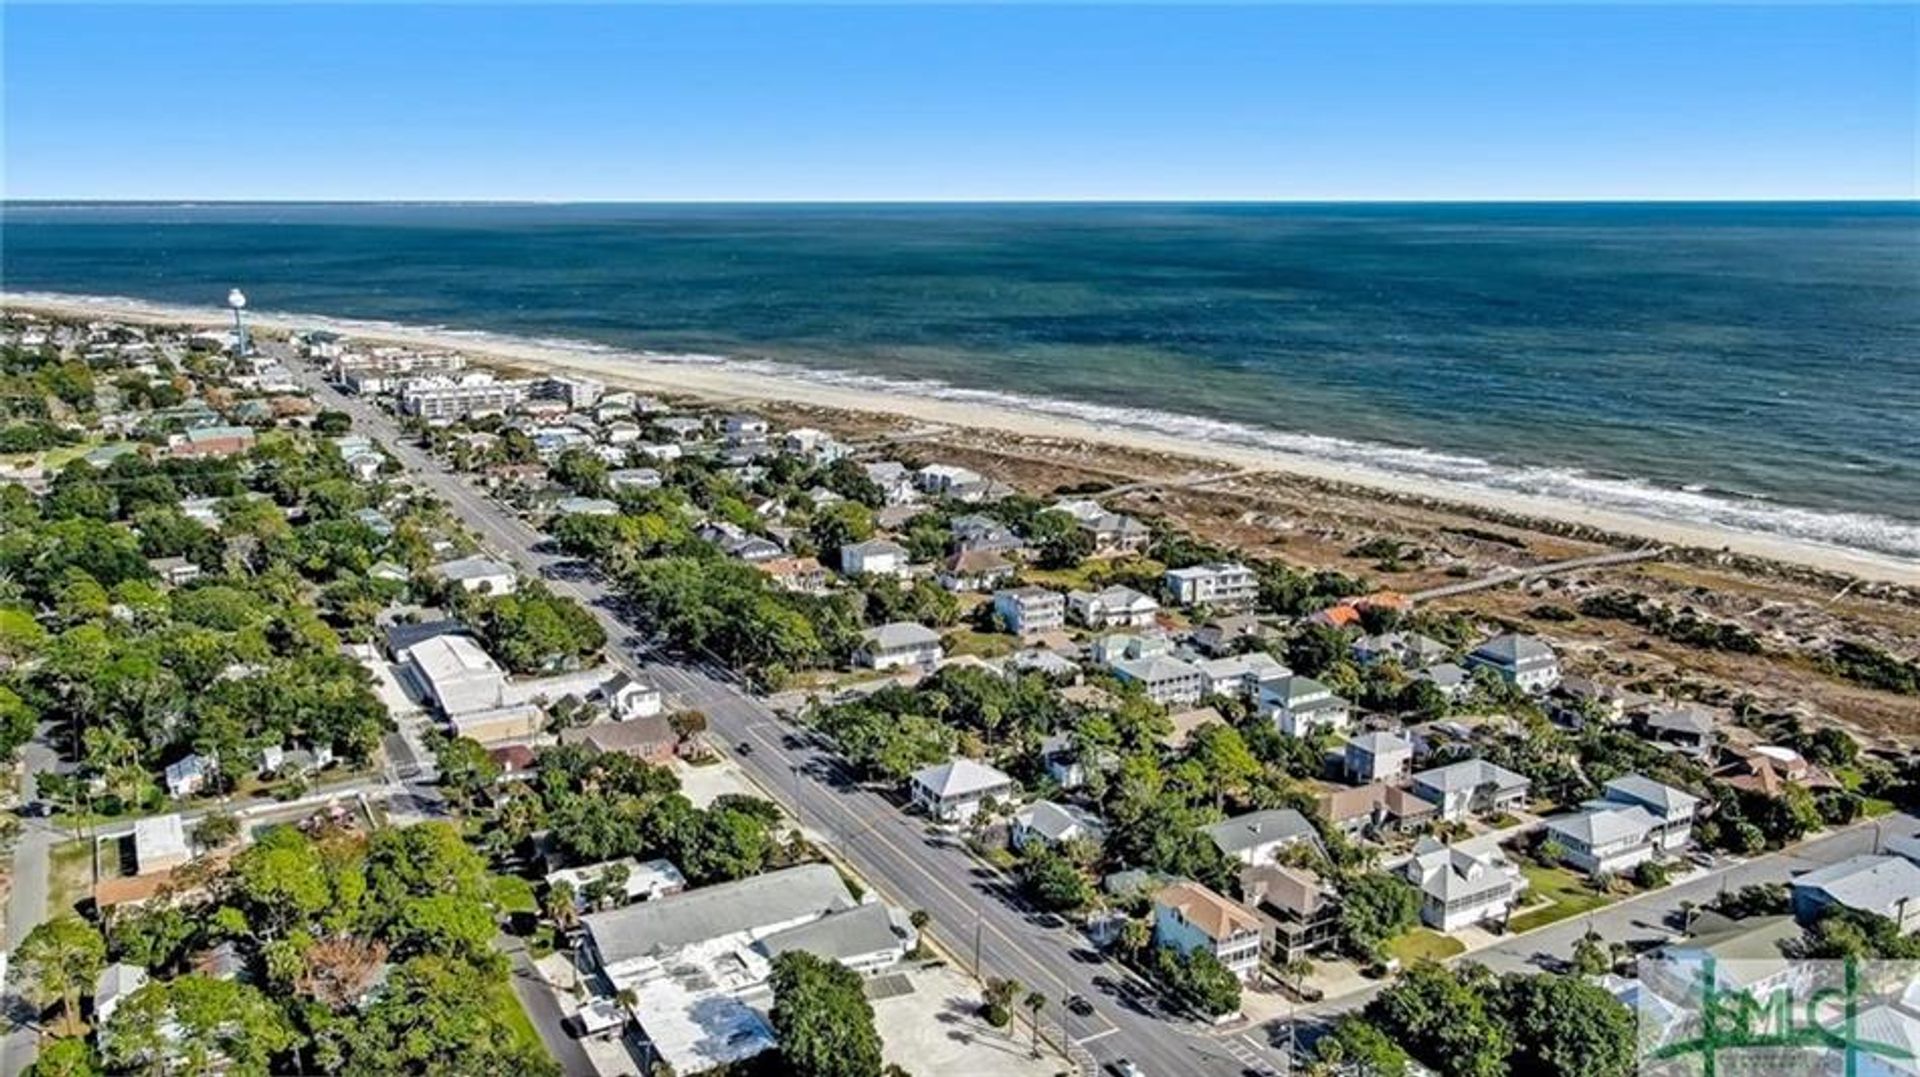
284;349;1279;1077
285;345;1917;1077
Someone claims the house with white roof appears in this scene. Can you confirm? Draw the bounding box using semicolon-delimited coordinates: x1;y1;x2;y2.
1400;837;1527;932
1259;675;1352;738
1409;759;1531;822
1068;586;1161;629
1599;773;1700;852
132;814;191;874
855;622;944;671
1466;633;1561;693
430;555;518;595
1051;499;1151;555
910;758;1017;823
95;963;150;1027
1546;803;1665;878
1164;562;1257;611
547;858;689;912
1791;854;1920;933
1354;631;1451;669
1196;653;1290;700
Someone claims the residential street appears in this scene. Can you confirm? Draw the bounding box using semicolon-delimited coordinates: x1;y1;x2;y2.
282;346;1920;1077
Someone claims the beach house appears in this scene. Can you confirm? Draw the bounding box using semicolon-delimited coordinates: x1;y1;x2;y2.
1152;881;1264;982
1259;675;1352;738
992;586;1066;636
1466;633;1562;693
910;758;1017;823
1164;562;1258;611
1344;731;1415;785
855;622;944;671
1400;838;1527;932
1408;759;1531;822
1068;585;1160;629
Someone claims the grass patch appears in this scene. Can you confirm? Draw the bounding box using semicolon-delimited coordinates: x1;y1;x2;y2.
491;874;539;916
486;979;545;1057
1510;863;1614;934
942;628;1015;659
1389;928;1466;964
47;839;100;918
1862;797;1898;818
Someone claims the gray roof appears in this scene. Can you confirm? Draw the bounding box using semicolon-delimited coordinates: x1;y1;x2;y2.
843;539;909;558
433;555;514;582
1015;800;1106;844
755;902;903;964
1348;731;1412;757
1264;674;1334;706
1412;758;1530;795
1793;854;1920;918
861;621;942;651
1602;773;1701;817
1470;633;1558;670
1113;655;1201;684
1547;804;1659;846
911;757;1014;798
582;864;854;967
1405;837;1522;903
1646;705;1718;736
1419;662;1471;688
1204;809;1320;858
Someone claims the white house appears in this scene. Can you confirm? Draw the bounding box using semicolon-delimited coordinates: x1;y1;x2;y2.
1408;759;1532;822
993;587;1066;636
1545;803;1664;877
1011;801;1106;852
1068;586;1160;629
431;555;518;596
1112;654;1206;708
1163;562;1257;611
1152;881;1263;983
1259;675;1352;738
1195;652;1290;700
910;758;1017;823
1791;854;1920;933
1401;837;1527;932
547;858;689;911
840;539;911;578
1466;633;1561;693
856;622;944;671
1204;809;1325;868
1345;731;1414;785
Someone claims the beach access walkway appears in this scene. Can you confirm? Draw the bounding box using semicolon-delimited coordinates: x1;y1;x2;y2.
1408;546;1667;603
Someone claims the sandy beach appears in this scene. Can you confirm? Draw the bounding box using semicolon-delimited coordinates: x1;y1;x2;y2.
9;290;1918;588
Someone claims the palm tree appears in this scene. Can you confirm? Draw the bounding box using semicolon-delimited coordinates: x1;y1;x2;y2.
544;881;580;934
1119;917;1152;956
16;918;105;1036
1278;956;1314;999
1024;990;1047;1057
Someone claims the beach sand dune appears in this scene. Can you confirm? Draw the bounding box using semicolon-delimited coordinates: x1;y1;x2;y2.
8;291;1916;588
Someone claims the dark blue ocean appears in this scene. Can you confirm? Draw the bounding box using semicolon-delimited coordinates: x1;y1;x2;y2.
4;202;1917;559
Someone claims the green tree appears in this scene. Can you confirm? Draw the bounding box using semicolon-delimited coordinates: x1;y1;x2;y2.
1186;723;1261;810
1024;990;1047;1056
1018;847;1092;912
810;501;875;567
1572;932;1612;977
25;1038;101;1077
103;975;298;1077
1498;973;1637;1077
1313;1015;1411;1076
1154;947;1241;1018
768;951;885;1077
15;918;105;1036
1365;963;1510;1077
1336;873;1421;963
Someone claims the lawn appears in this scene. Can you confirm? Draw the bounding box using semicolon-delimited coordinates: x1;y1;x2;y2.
1389;928;1466;964
942;628;1015;659
47;838;104;918
1509;863;1614;935
487;980;544;1057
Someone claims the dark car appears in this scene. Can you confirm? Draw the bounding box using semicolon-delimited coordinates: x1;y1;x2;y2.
1066;993;1095;1017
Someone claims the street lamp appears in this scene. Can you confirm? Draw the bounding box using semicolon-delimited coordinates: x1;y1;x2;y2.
226;288;251;357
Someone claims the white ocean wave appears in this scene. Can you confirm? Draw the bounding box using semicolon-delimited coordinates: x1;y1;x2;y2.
10;290;1919;562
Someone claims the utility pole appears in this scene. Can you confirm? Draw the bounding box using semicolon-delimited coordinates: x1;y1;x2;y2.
973;908;984;976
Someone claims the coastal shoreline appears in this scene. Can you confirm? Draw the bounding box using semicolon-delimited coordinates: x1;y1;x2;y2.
7;290;1918;587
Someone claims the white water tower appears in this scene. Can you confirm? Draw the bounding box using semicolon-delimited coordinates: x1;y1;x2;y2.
227;287;250;356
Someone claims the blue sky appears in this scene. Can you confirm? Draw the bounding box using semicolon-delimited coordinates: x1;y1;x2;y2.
4;4;1913;201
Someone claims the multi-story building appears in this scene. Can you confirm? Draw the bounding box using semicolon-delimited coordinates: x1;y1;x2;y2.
1164;562;1258;610
1153;881;1264;983
1259;675;1352;738
992;586;1066;636
1400;837;1527;932
1408;759;1532;822
1068;585;1160;629
1112;654;1206;708
398;373;533;421
1466;633;1562;693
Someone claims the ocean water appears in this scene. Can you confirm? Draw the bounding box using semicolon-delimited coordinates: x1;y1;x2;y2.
3;201;1917;559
